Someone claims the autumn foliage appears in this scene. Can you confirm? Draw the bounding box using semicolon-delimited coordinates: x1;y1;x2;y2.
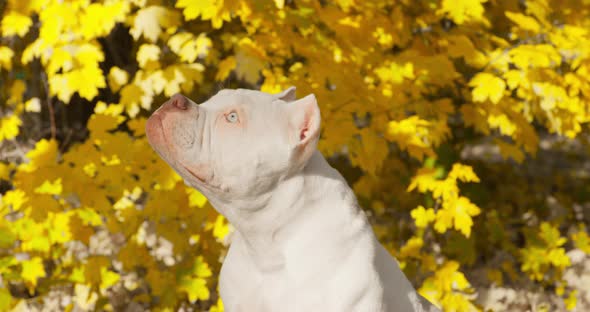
1;0;590;311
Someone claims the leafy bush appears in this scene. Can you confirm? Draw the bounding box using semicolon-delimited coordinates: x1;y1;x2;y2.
1;0;589;311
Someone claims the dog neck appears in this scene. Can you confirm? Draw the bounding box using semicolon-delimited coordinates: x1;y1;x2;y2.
211;150;364;272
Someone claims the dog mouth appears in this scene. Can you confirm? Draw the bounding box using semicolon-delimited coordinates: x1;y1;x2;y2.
182;164;225;192
182;165;209;184
148;113;224;193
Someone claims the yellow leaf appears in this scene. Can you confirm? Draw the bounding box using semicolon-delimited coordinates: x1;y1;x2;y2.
503;69;528;90
210;298;224;312
100;267;120;291
119;84;146;117
76;207;103;226
411;206;436;228
0;114;22;142
108;67;129;92
438;0;487;25
212;215;231;242
131;6;181;43
34;178;63;195
128;118;146;137
88;113;124;136
25;97;41;113
187;187;208;208
80;2;129;40
84;256;111;287
571;227;590;253
193;256;213;278
21;257;46;287
509;44;560;69
435;197;481;237
407;168;438;193
71;66;107;101
0;46;14;71
49;212;72;243
469;72;506;104
375;62;414;84
0;162;12;181
1;12;32;37
399;236;424;259
387;116;435;161
565;290;578;311
74;284;98;310
22;139;58;172
168;32;212;63
0;287;13;311
505;11;541;32
2;189;27;211
234;38;267;84
494;139;525;163
8;79;26;106
349;129;389;175
178;277;210;302
176;0;232;28
274;0;285;9
137;44;161;69
216;56;236;81
448;164;480;183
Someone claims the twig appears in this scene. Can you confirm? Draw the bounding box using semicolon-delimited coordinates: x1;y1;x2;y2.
59;129;73;152
40;73;56;140
47;96;56;140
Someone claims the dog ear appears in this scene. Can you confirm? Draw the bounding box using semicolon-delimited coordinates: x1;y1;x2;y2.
273;86;297;102
285;93;321;167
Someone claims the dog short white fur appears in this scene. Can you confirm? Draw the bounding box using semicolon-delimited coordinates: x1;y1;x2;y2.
146;87;439;312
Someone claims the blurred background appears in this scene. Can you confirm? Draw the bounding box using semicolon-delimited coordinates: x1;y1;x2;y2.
1;0;589;311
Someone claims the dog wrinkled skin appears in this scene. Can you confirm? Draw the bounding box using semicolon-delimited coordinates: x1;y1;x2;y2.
146;88;440;312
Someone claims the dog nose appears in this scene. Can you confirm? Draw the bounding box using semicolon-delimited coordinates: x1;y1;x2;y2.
170;94;189;110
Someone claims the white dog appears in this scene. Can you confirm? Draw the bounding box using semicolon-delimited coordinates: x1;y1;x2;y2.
146;87;439;312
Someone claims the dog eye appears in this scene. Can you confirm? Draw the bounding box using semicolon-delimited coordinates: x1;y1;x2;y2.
225;112;239;123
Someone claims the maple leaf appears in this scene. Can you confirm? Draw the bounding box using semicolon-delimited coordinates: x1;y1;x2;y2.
509;44;561;69
34;178;63;195
448;164;480;183
176;0;232;29
8;80;26;106
0;287;12;310
209;299;224;312
0;46;14;70
411;206;436;228
571;228;590;253
187;187;208;208
216;56;236;81
131;6;181;43
387;116;435;161
178;277;210;302
235;38;267;84
108;67;129;92
21;257;46;288
22;139;58;172
349;129;389;175
1;12;32;37
81;2;129;40
137;44;161;69
505;11;541;32
469;72;506;104
0;114;22;142
435;197;481;237
0;223;16;248
438;0;488;25
25;98;41;113
494;139;525;163
374;61;414;84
